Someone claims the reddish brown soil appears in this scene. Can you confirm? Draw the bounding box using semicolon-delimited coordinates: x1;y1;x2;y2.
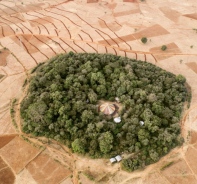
123;0;136;2
0;157;15;184
87;0;98;3
107;3;117;10
114;9;140;17
98;20;121;32
184;13;197;20
159;7;181;22
0;136;41;174
150;42;181;60
26;152;71;184
0;49;10;66
0;135;16;149
99;24;169;46
1;26;14;37
11;36;38;54
29;17;54;26
186;62;197;74
189;131;197;144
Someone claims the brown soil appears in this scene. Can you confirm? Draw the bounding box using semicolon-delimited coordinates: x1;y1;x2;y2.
159;7;181;23
143;171;169;184
186;62;197;74
0;136;41;174
26;152;71;184
0;157;15;184
123;0;137;2
150;42;181;61
189;131;197;144
0;135;16;149
0;49;10;66
0;111;16;135
185;147;197;175
98;20;121;32
0;167;15;184
99;24;169;46
184;13;197;20
87;0;99;3
114;9;140;17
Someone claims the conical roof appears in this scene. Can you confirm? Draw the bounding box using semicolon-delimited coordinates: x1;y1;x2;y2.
100;103;116;115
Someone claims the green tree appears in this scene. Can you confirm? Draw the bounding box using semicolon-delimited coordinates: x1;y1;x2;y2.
149;150;159;161
88;90;98;103
27;101;47;124
147;93;157;103
141;37;147;44
176;74;186;83
72;138;86;154
99;131;113;154
141;108;153;121
161;45;167;51
81;110;94;123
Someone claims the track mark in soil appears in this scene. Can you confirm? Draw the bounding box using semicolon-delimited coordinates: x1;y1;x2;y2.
15;35;38;65
98;18;132;50
33;35;57;55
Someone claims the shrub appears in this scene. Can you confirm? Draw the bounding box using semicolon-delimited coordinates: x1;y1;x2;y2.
161;45;167;51
141;37;147;44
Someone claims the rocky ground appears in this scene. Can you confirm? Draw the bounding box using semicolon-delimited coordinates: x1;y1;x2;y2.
0;0;197;183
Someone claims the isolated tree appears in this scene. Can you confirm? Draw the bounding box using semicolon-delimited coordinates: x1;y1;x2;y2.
141;37;148;44
161;45;167;51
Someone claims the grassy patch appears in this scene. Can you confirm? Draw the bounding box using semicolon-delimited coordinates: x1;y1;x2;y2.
160;161;174;171
20;135;45;150
83;171;95;181
98;174;110;183
22;78;28;87
10;98;18;130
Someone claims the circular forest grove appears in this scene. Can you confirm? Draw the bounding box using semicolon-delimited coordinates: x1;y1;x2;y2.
20;52;189;171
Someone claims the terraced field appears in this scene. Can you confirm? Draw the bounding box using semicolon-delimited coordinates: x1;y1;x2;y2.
0;0;197;183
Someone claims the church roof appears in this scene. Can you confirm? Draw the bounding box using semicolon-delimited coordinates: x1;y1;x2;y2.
99;103;116;115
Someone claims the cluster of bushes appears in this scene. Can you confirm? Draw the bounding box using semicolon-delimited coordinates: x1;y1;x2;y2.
20;52;189;171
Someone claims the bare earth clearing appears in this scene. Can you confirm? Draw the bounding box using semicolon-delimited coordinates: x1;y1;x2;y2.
0;0;197;183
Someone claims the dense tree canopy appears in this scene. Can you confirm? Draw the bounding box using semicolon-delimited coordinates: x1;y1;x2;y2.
20;52;189;171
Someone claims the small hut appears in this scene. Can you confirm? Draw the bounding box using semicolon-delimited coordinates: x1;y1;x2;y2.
139;121;145;126
114;117;121;123
115;155;122;162
99;103;116;115
110;158;116;163
115;97;120;103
